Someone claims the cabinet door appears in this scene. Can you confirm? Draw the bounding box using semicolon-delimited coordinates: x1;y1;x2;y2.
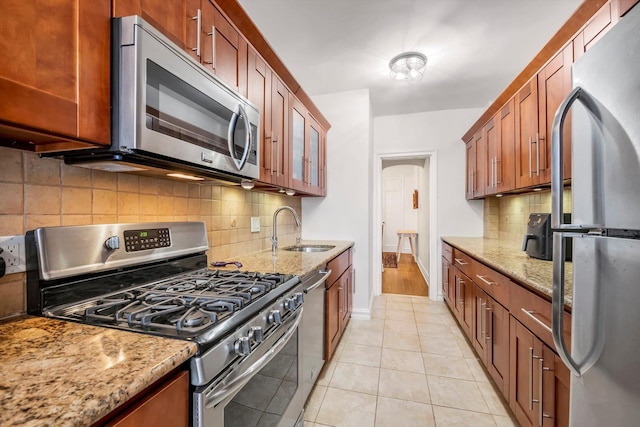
248;48;274;183
472;285;488;363
465;138;476;200
442;258;451;306
290;97;308;192
1;0;111;148
453;269;472;338
549;353;570;427
211;3;247;96
538;45;573;183
341;266;353;330
510;316;537;427
270;76;289;187
474;129;486;198
573;1;617;61
514;78;540;189
498;99;516;193
306;115;325;196
325;280;341;361
487;298;509;396
484;118;499;195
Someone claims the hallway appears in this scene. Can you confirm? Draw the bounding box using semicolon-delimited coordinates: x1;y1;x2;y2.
381;253;428;297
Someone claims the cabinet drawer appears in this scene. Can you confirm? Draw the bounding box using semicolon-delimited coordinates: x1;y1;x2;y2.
472;261;510;308
326;248;351;287
452;248;474;278
509;283;571;353
442;242;453;263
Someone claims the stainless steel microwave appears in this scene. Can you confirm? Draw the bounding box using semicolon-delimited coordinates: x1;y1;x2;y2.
49;15;260;183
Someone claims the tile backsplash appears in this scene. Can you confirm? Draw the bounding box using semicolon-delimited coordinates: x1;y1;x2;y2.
483;189;572;242
0;147;301;319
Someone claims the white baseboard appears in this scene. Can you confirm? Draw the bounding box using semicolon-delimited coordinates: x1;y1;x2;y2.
416;258;430;285
350;307;371;320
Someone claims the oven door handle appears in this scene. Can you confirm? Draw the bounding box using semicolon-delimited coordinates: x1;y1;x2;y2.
304;269;331;294
203;307;303;408
227;104;251;171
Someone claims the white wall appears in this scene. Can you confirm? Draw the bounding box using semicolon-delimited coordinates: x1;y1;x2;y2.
381;164;419;253
417;157;430;281
302;89;373;318
374;108;485;298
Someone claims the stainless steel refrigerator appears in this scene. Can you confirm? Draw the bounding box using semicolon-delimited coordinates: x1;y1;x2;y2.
551;4;640;426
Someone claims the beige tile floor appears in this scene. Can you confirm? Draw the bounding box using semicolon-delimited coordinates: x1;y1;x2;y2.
303;294;519;427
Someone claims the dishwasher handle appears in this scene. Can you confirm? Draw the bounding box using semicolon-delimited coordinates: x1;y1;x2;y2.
303;269;332;294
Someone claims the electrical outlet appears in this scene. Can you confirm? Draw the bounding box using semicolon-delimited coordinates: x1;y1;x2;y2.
251;217;260;233
0;235;26;274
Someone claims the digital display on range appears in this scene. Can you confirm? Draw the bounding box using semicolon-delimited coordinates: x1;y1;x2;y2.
123;228;170;252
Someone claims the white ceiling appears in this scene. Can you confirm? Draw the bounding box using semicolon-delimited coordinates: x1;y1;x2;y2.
238;0;583;117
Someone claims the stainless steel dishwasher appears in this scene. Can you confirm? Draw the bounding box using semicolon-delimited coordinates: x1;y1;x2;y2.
300;268;331;402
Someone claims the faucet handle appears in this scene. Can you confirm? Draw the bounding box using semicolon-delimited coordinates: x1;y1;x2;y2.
296;237;301;245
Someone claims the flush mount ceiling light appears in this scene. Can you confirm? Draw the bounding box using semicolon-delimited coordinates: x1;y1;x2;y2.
389;51;427;84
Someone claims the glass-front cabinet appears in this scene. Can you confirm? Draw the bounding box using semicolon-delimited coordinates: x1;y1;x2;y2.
289;97;325;195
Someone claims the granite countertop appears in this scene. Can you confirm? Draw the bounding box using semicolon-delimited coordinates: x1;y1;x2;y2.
442;237;573;307
217;240;355;276
0;316;197;427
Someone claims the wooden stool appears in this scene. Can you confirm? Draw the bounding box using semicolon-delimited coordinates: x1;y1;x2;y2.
396;230;417;263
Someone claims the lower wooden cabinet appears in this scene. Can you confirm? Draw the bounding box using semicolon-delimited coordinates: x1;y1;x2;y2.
510;316;569;427
442;240;571;427
325;248;353;360
102;369;189;427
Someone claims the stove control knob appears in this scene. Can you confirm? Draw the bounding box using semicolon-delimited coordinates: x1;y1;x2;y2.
104;236;120;251
234;336;251;356
294;292;304;306
249;326;264;344
268;310;282;325
284;297;296;311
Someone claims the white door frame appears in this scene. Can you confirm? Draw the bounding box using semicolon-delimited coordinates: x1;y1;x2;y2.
373;150;439;300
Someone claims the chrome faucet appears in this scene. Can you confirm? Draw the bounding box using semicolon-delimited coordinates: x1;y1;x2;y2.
271;206;301;254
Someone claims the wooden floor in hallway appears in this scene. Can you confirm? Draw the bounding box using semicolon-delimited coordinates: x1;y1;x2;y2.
382;253;429;297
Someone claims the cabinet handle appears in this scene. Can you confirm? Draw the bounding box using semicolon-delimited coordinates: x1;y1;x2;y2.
270;132;275;175
538;357;544;426
475;274;494;286
207;25;217;70
276;140;280;177
191;9;202;57
454;258;468;266
352;268;356;294
536;132;543;176
480;301;486;338
528;347;534;411
485;305;491;340
521;308;552;334
542;363;553;422
496;157;501;185
529;136;533;178
531;355;543;416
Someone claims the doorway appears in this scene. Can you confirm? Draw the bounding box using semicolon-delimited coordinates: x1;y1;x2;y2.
381;161;427;296
373;151;438;301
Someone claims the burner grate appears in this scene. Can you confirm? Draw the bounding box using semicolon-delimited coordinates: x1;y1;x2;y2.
80;270;293;334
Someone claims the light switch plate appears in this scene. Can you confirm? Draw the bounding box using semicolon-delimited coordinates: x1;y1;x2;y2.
0;235;26;274
251;217;260;233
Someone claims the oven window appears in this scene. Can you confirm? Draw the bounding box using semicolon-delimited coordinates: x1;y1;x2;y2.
224;330;299;427
145;60;232;155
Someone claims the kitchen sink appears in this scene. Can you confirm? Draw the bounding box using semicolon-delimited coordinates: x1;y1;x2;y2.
283;244;335;253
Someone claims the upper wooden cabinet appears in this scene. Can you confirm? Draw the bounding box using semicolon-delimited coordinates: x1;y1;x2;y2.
538;44;573;183
288;98;326;196
0;0;111;150
462;0;638;198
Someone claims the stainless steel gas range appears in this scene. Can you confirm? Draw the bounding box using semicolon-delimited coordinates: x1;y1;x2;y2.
25;222;305;427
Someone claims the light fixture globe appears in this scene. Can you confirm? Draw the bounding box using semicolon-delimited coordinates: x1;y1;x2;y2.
389;51;427;84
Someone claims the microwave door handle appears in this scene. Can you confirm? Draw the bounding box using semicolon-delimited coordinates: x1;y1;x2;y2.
227;105;251;170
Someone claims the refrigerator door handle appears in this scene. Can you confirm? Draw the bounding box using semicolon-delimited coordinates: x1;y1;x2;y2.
551;86;600;230
552;231;582;376
552;232;605;378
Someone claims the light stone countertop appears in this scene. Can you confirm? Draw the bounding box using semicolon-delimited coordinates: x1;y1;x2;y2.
442;237;573;308
0;316;197;427
216;240;355;276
